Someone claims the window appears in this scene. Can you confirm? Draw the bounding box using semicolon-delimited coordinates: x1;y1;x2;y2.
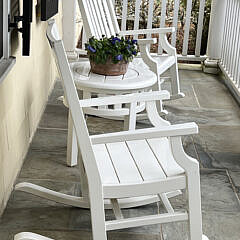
0;0;16;83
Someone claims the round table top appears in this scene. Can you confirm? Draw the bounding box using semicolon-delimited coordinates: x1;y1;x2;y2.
70;59;157;92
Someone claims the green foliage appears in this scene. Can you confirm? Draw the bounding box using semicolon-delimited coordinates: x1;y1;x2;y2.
85;36;139;64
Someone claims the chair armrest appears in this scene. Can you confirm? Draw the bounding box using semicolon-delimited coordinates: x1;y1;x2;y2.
79;90;170;108
119;27;175;36
137;38;157;45
90;122;198;144
134;36;176;74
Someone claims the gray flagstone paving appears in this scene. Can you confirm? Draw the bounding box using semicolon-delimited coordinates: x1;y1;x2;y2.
0;69;240;239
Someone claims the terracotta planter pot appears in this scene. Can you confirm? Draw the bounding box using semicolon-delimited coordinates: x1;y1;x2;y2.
90;58;129;76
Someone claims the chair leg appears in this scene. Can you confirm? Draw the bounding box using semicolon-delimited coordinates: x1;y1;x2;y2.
169;63;185;100
67;111;78;167
152;80;168;115
187;171;203;240
124;102;137;130
90;190;107;240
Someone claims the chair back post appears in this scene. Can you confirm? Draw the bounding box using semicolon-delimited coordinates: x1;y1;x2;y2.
46;20;102;191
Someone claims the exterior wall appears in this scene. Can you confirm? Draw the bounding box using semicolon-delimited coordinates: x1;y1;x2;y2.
0;0;62;214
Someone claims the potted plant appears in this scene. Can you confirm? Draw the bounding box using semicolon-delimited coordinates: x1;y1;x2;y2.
85;35;138;76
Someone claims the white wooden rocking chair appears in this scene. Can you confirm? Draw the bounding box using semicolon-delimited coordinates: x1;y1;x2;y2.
65;0;185;167
77;0;185;104
14;20;208;240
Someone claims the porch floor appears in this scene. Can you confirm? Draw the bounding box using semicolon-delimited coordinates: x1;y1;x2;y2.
0;69;240;240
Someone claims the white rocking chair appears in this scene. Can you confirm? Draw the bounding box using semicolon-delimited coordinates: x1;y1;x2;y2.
65;0;185;167
78;0;185;103
14;20;208;240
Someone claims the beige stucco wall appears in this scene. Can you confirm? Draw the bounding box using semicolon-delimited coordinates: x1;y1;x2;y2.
0;0;62;214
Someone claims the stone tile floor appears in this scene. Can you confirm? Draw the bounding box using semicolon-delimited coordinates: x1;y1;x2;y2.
0;69;240;240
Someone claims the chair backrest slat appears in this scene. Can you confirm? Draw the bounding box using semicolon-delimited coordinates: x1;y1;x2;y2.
92;0;108;37
87;0;102;38
96;0;112;37
78;0;97;38
78;0;120;39
106;0;120;34
46;20;102;187
101;0;116;36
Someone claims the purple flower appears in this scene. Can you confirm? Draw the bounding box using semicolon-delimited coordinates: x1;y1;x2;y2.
132;50;137;55
115;54;123;61
132;39;138;44
111;37;121;45
87;45;96;53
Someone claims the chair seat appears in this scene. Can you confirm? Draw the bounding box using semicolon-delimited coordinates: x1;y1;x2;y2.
133;55;176;75
93;137;184;186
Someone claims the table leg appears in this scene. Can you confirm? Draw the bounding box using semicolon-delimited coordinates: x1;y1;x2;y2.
67;111;78;167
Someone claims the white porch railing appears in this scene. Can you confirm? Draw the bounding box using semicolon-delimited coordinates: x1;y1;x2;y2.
218;0;240;103
63;0;210;62
115;0;208;62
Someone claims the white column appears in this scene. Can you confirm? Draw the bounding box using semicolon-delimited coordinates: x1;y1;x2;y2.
207;0;227;59
204;0;227;73
62;0;78;59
